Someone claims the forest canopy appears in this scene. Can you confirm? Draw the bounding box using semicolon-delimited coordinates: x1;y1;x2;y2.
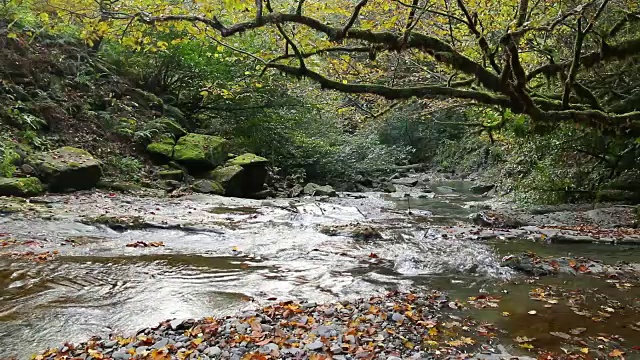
22;0;640;136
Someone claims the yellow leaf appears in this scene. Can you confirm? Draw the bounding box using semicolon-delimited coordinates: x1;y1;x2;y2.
581;348;589;354
403;340;414;349
7;33;17;39
192;338;203;345
609;349;624;357
519;343;534;349
502;312;511;317
428;328;438;336
39;13;49;23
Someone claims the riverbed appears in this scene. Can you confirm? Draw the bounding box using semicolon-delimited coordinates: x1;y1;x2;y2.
1;183;639;359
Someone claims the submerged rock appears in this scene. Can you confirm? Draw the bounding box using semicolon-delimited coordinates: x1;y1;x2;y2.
303;183;337;197
25;147;102;191
0;177;44;197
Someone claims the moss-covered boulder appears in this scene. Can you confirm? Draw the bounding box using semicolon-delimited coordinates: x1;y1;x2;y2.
208;165;245;197
157;169;184;181
157;118;187;138
172;134;229;171
226;153;269;195
192;179;225;195
25;147;102;191
146;137;175;160
226;153;268;167
0;177;44;197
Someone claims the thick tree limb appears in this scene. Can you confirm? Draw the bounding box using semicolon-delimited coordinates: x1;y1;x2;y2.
527;37;640;81
268;63;512;106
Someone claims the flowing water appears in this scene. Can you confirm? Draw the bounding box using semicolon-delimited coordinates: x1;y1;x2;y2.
0;183;638;358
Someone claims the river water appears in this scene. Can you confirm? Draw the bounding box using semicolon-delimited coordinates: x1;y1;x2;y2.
1;182;639;359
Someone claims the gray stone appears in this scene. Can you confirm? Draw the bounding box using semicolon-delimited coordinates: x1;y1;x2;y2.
204;346;222;356
470;184;495;194
303;183;337;197
307;341;324;350
152;338;169;349
383;183;397;193
391;313;404;322
391;177;419;187
112;351;131;360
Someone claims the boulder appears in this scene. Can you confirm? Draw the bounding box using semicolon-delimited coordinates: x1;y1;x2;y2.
157;169;184;181
0;177;44;197
172;134;229;171
208;165;245;197
303;183;337;197
289;184;304;198
391;177;419;187
146;137;175;159
226;153;268;194
123;87;163;111
25;147;102;191
383;183;397;193
157;118;187;138
191;179;224;195
470;184;495;195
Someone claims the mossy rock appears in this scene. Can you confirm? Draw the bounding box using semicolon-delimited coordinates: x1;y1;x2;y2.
157;118;187;138
96;180;142;193
172;134;229;171
157;169;184;181
123;88;163;111
226;153;268;167
207;165;244;197
225;153;269;195
192;179;225;195
25;147;102;192
0;177;44;197
146;137;176;160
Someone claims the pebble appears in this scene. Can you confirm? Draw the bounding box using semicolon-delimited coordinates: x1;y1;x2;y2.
204;346;221;356
111;351;130;360
307;340;324;350
152;338;169;349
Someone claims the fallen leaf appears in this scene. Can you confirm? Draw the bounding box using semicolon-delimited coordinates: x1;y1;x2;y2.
528;310;537;315
570;328;587;335
519;343;534;349
550;332;572;340
609;349;625;357
581;348;589;354
514;336;536;343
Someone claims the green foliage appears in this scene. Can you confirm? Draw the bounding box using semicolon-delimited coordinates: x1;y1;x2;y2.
0;142;19;177
104;156;144;182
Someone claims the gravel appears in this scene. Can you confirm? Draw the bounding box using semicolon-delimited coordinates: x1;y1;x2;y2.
33;291;508;360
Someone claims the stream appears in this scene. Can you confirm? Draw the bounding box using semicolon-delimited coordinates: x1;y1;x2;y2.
1;181;639;359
